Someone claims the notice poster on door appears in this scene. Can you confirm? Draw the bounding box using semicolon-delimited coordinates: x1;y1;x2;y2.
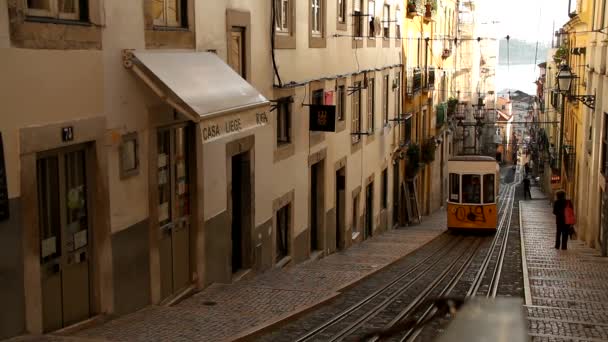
177;162;185;178
158;153;168;168
74;230;88;250
41;237;57;258
159;202;169;222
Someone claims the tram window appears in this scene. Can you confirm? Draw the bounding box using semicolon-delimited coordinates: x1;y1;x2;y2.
483;174;495;203
462;174;481;204
449;173;460;202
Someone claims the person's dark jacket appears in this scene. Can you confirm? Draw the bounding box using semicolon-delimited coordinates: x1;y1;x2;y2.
553;198;568;226
523;178;530;189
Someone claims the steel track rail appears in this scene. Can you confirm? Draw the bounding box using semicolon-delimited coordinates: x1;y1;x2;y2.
467;182;516;297
293;236;462;342
398;239;484;342
401;169;521;342
363;238;483;342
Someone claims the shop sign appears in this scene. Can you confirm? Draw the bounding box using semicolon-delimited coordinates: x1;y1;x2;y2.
201;111;269;142
309;105;336;132
0;133;8;221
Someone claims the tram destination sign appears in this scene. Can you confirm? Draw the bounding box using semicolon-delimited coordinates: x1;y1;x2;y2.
0;132;8;221
309;105;336;132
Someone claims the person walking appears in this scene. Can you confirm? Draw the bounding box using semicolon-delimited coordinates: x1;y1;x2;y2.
523;177;532;199
553;190;573;250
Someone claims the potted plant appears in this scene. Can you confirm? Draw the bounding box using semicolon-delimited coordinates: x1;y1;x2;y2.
405;143;421;179
447;97;458;116
407;0;418;16
421;138;437;163
424;0;437;18
553;45;568;64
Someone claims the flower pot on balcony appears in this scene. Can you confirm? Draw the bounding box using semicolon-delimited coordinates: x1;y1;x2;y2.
424;4;432;18
407;3;418;17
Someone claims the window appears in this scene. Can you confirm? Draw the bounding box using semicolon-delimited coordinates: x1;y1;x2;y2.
381;169;388;209
403;116;412;144
338;0;347;23
228;27;246;78
383;74;389;125
367;78;375;132
449;173;460;202
312;0;322;35
275;0;290;33
368;0;376;37
277;97;292;145
352;82;362;143
354;0;363;38
383;5;390;38
462;175;481;204
337;85;346;121
395;72;401;118
120;133;139;179
312;89;324;105
276;204;290;262
602;113;608;175
26;0;84;20
483;174;495;203
353;194;360;233
152;0;185;27
395;7;402;39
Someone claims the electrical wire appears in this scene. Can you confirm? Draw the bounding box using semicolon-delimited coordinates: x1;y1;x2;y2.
270;0;283;87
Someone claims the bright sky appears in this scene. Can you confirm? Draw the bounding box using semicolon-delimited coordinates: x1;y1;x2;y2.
475;0;571;43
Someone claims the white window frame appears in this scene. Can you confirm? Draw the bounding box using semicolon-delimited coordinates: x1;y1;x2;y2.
338;0;346;23
395;7;402;39
382;4;390;38
153;0;182;28
354;0;364;38
368;0;376;37
352;82;362;143
312;0;322;36
26;0;80;20
337;85;346;121
275;0;290;33
367;77;375;133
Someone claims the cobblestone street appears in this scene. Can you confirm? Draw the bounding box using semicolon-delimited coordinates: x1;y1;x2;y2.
521;192;608;342
7;215;445;342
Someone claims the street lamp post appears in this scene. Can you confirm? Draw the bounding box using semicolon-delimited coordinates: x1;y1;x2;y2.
556;64;573;173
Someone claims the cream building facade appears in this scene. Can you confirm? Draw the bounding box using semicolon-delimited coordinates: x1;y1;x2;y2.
0;0;429;339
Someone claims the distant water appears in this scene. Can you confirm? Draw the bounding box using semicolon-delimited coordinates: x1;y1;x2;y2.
496;64;538;96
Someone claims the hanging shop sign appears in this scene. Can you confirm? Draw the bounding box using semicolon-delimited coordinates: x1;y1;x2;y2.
309;105;336;132
0;132;8;221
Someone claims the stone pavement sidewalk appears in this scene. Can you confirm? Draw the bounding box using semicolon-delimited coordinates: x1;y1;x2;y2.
520;197;608;342
9;211;446;342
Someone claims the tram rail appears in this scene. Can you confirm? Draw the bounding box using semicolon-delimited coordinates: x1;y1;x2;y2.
290;168;521;342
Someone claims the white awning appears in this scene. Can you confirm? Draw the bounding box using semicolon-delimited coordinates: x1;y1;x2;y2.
128;50;268;121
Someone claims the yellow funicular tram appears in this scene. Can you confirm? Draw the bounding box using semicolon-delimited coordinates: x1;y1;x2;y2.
447;156;500;231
